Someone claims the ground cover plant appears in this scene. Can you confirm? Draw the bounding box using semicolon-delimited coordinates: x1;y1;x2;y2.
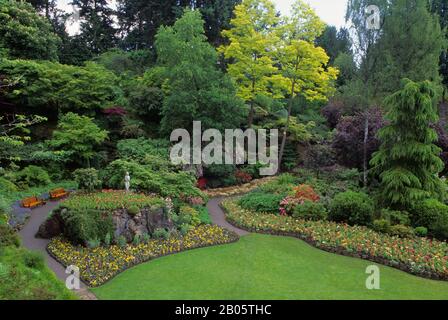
0;218;76;300
47;225;238;287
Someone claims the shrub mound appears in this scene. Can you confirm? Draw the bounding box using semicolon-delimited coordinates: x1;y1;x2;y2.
412;199;448;240
329;191;374;226
222;199;448;281
238;193;284;214
47;225;239;287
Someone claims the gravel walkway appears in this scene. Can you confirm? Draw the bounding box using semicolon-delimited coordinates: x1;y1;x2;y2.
16;200;97;300
207;197;249;236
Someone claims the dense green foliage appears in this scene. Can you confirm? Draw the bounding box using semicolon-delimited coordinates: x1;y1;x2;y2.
412;199;448;240
156;10;245;134
73;168;102;192
370;80;445;210
329;191;374;226
49;112;108;167
62;209;114;246
0;59;123;112
0;0;60;60
238;193;285;214
0;246;76;300
0;205;75;300
292;200;328;221
368;0;445;97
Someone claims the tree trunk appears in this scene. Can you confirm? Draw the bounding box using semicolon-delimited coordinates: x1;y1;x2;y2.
248;79;256;128
363;114;369;188
278;82;296;174
248;100;255;128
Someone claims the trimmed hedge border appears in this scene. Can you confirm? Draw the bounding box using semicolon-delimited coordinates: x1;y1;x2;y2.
221;200;448;282
47;225;239;287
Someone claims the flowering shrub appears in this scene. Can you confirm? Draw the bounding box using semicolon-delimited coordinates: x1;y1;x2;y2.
223;200;448;280
279;184;320;216
61;190;165;211
48;225;239;287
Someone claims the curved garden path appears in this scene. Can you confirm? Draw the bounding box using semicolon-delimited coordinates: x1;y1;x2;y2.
16;200;96;300
207;197;249;236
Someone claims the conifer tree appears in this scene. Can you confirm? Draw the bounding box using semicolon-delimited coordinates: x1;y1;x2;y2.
370;79;445;210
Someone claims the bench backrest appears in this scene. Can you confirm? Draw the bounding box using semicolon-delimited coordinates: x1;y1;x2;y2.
50;188;65;195
23;197;38;204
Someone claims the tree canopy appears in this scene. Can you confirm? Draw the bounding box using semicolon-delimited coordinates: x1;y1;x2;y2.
0;0;61;61
156;9;245;134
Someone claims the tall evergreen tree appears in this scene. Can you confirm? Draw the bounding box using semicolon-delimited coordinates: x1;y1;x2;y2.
370;79;445;210
0;0;61;61
315;26;352;64
71;0;117;57
369;0;444;98
430;0;448;100
117;0;240;50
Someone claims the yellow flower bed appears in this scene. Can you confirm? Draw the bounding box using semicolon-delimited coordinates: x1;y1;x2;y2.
47;225;239;287
204;177;276;197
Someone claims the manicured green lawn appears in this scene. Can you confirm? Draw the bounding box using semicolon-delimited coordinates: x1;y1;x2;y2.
93;234;448;300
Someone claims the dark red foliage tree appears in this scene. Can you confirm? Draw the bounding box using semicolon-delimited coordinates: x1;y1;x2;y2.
434;121;448;175
321;99;343;129
332;107;385;170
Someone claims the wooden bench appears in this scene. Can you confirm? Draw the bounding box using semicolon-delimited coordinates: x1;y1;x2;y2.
21;196;45;209
49;188;70;200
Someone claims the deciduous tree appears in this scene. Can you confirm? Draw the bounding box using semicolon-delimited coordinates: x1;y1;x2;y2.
156;9;245;134
48;112;108;168
219;0;281;128
276;0;338;172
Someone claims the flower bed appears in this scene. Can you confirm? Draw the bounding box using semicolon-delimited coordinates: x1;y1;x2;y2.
61;190;165;211
204;177;276;197
222;199;448;281
47;225;239;287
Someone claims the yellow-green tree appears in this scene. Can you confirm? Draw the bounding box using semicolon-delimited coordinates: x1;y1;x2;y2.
276;0;338;171
219;0;282;128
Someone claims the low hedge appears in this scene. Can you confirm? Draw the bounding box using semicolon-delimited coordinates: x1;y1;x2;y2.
47;225;239;287
222;199;448;281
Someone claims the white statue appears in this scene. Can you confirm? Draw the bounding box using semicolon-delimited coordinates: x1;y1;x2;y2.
124;172;131;192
